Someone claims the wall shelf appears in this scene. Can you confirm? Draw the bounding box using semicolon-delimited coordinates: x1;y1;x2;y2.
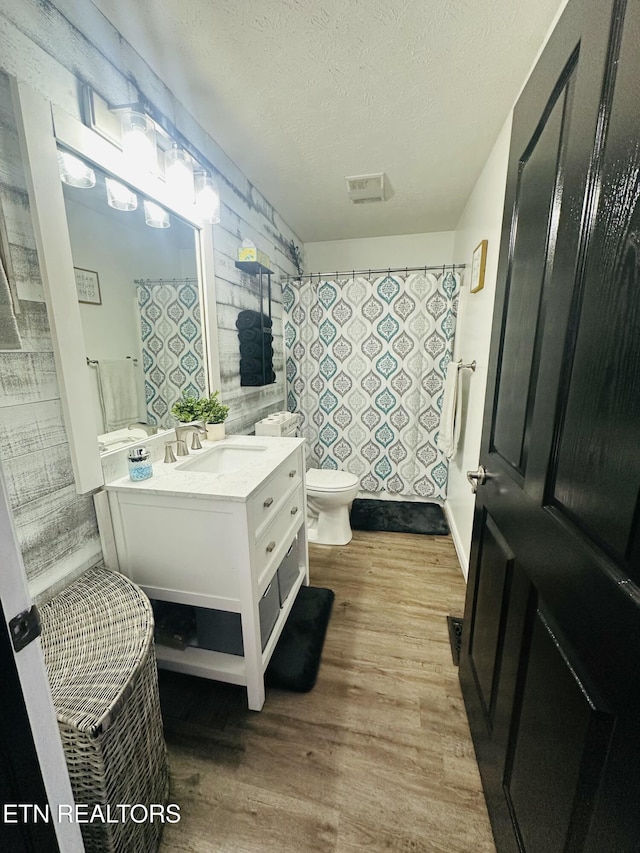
235;261;272;276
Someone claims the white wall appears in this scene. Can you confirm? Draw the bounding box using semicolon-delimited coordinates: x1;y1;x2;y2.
304;231;456;273
445;118;512;576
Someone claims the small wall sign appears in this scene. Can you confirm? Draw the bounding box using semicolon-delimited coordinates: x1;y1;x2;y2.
74;267;101;304
470;240;488;293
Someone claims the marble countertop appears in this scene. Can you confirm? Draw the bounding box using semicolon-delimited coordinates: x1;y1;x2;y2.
104;435;305;501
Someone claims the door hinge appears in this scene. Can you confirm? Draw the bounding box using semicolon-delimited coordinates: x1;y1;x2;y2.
9;605;41;652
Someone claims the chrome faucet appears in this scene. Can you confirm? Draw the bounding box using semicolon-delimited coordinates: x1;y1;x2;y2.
175;423;205;451
128;422;158;436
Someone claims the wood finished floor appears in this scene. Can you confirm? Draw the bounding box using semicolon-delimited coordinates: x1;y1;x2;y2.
158;530;495;853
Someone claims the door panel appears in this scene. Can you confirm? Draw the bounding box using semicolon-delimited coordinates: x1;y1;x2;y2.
467;512;515;729
492;69;573;475
549;5;640;574
459;0;640;850
504;609;614;853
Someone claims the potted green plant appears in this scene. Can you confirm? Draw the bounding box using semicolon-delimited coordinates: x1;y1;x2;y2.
170;391;203;425
198;391;229;441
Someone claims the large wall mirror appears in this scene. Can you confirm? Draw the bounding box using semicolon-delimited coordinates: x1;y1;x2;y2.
13;80;219;493
61;160;206;448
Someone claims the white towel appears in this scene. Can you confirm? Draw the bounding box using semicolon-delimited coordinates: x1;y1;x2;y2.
96;359;140;432
437;361;462;460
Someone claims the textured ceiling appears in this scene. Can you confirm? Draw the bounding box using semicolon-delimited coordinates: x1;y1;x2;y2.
89;0;564;242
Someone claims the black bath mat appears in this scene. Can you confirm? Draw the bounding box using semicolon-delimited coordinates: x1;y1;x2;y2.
447;615;464;666
350;499;449;535
266;586;334;692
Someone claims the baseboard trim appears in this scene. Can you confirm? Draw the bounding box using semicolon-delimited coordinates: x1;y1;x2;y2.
444;501;469;581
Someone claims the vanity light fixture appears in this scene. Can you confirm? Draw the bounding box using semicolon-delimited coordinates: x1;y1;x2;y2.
57;150;96;188
194;171;221;224
164;143;194;204
105;177;138;211
143;199;170;229
120;109;157;173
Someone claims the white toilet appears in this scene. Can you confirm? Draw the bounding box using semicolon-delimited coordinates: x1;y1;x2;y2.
306;468;360;545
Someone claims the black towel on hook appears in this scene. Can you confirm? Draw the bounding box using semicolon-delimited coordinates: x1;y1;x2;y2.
238;328;273;344
236;310;272;330
240;357;268;374
240;341;273;360
241;371;276;386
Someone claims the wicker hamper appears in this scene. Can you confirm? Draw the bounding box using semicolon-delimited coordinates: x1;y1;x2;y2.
39;566;170;853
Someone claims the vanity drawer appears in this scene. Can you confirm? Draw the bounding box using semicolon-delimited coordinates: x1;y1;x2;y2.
277;542;301;606
254;484;304;586
250;451;303;540
194;580;280;655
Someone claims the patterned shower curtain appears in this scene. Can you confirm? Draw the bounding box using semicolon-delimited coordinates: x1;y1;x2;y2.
136;279;206;428
283;271;460;500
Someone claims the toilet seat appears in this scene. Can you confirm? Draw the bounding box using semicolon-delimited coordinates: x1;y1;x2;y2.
306;469;359;492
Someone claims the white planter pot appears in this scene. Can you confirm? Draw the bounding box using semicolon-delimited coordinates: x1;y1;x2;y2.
206;422;225;442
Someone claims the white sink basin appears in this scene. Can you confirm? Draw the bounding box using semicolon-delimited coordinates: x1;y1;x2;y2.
176;442;268;474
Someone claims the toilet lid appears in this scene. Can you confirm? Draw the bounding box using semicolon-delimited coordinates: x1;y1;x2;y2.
306;468;359;492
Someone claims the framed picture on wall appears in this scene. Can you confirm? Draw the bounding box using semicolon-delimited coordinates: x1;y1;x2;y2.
470;240;488;293
74;267;101;304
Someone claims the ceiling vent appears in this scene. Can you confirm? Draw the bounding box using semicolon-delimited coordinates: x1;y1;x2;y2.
345;173;386;204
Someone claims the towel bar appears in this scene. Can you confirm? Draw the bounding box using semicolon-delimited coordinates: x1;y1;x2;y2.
460;360;476;371
86;356;138;366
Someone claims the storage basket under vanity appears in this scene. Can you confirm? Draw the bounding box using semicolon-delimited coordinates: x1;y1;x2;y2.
39;566;169;853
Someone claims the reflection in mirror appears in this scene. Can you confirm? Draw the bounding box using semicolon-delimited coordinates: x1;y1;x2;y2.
58;152;207;453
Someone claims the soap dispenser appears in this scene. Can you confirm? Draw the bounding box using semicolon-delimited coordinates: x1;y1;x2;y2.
128;446;153;481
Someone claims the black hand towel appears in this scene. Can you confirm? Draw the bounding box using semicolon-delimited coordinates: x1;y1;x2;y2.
240;341;274;360
236;310;273;330
240;357;267;374
241;371;276;386
239;328;273;344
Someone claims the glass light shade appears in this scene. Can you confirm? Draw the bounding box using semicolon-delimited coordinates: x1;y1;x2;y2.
194;172;221;224
164;144;194;203
143;200;170;229
105;177;137;211
57;150;96;188
120;110;157;172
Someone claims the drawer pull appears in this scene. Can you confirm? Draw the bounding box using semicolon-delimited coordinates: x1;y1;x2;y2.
291;506;299;515
266;541;276;553
263;497;274;508
288;469;297;478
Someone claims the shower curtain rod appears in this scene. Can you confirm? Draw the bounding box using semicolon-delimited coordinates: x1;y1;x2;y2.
133;277;198;285
283;263;466;282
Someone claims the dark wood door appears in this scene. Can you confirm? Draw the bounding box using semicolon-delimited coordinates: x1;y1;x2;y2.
459;0;640;850
0;599;59;852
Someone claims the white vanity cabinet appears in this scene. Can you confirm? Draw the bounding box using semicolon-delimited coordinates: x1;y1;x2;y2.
105;436;308;711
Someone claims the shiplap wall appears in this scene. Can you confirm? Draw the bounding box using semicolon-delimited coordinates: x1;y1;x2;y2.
0;72;101;600
0;0;301;596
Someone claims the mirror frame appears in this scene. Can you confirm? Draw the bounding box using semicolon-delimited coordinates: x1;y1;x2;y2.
12;79;220;494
